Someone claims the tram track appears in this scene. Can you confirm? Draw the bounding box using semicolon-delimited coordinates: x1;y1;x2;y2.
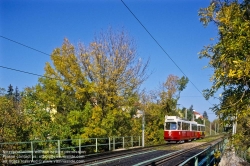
145;139;222;166
82;137;223;166
23;144;169;166
21;136;224;166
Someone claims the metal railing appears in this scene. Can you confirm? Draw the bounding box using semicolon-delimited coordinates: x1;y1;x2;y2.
0;136;140;164
179;139;225;166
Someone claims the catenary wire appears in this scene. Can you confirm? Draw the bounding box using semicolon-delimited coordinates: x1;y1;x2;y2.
120;0;213;105
0;65;59;81
0;35;50;57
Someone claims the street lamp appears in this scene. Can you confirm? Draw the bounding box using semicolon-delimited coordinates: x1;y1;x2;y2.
135;109;145;147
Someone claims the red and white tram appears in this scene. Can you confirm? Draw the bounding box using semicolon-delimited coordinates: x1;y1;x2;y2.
164;115;205;143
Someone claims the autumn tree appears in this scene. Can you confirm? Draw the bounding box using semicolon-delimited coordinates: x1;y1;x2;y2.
199;0;250;150
78;28;149;137
142;75;188;144
37;28;149;138
159;75;189;115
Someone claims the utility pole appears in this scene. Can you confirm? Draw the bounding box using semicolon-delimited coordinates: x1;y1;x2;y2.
142;110;145;147
218;114;220;134
232;112;238;135
185;108;187;119
210;122;211;135
192;110;194;121
232;118;237;135
215;123;216;135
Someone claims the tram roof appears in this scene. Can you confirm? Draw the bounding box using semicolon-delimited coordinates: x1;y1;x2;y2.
165;115;189;122
164;115;201;125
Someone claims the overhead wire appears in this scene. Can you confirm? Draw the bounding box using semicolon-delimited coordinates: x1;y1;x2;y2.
0;65;59;81
1;61;210;99
0;35;50;57
120;0;213;106
0;36;68;81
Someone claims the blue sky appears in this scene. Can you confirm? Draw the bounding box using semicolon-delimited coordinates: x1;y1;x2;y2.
0;0;220;121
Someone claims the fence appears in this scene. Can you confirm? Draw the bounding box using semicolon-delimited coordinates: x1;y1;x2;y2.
0;136;140;164
179;139;225;166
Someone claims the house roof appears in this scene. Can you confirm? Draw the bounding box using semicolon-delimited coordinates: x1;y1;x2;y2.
193;111;204;119
193;111;200;115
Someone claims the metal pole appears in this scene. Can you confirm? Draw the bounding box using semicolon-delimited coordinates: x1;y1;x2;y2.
194;156;198;166
233;111;238;135
131;136;133;147
142;110;145;147
218;123;220;133
79;139;81;154
215;123;216;135
31;141;34;162
109;137;111;151
210;122;211;135
235;113;238;134
96;138;98;152
113;137;115;150
185;108;187;119
123;137;124;149
235;119;237;134
232;121;235;135
58;140;61;158
139;136;140;146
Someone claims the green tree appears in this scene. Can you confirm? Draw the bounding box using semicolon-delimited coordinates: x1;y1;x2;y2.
199;0;250;150
195;118;204;124
203;111;209;119
14;87;20;102
6;84;14;99
0;86;28;143
187;105;194;121
21;87;70;141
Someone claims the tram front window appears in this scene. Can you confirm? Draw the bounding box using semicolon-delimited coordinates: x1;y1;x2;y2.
165;122;177;130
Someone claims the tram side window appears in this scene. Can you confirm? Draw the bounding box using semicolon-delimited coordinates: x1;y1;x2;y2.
183;123;189;130
201;126;205;131
178;122;182;130
165;122;177;130
192;124;197;131
182;123;186;130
